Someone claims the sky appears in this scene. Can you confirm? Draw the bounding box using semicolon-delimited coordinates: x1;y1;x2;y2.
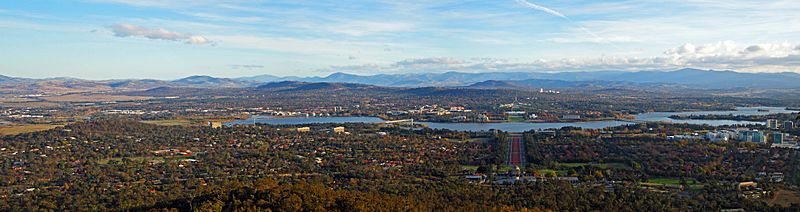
0;0;799;80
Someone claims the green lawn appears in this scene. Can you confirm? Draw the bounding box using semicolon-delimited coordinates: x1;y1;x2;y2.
507;116;525;122
646;178;703;189
647;178;682;185
461;165;479;172
557;162;631;170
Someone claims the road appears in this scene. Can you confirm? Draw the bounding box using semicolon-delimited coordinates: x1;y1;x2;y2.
508;134;525;166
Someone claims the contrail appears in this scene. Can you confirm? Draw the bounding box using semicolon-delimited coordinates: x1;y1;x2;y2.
514;0;612;45
514;0;566;18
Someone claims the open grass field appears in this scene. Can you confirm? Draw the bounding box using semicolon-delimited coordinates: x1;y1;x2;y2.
498;165;514;173
461;165;479;172
0;96;39;103
558;162;631;170
0;124;63;136
0;101;61;108
646;178;683;185
645;177;703;189
507;116;525;122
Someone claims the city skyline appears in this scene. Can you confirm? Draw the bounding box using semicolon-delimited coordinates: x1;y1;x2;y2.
1;0;799;79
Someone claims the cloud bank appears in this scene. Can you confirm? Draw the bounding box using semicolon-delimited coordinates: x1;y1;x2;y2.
329;41;800;74
109;23;212;45
230;64;264;70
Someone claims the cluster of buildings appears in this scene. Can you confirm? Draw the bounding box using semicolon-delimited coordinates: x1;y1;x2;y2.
2;109;47;119
102;109;148;115
669;128;797;146
538;88;560;94
388;105;473;117
766;119;794;130
295;126;348;134
230;107;352;118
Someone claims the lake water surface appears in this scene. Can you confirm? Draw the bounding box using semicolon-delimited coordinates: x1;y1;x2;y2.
225;106;796;132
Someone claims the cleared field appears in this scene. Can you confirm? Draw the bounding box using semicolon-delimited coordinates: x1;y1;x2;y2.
0;97;39;103
0;124;63;136
0;101;61;108
765;189;800;207
41;94;152;102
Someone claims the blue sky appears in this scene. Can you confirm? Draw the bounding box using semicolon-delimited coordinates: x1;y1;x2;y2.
1;0;799;79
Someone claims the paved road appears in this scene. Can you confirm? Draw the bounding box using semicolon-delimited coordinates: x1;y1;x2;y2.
508;134;525;166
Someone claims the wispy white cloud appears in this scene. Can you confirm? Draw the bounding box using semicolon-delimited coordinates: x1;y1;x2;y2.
545;35;640;44
91;0;240;8
185;12;265;24
327;20;414;36
109;23;212;44
208;34;399;56
230;64;264;70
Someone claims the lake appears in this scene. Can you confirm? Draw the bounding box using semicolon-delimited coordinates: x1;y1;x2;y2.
225;106;796;132
634;106;793;126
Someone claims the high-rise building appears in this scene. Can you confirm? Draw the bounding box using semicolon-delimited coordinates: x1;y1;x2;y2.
738;130;752;141
767;119;779;129
773;132;785;144
783;121;794;130
753;131;767;143
738;130;767;143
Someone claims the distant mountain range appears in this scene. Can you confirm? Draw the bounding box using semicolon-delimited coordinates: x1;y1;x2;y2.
2;68;800;94
0;75;258;94
465;79;682;90
239;68;800;89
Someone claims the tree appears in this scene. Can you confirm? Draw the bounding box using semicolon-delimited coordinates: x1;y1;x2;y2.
197;199;224;212
594;170;605;179
477;165;491;174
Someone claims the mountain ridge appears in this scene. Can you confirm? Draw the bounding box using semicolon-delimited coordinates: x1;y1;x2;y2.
3;68;800;94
